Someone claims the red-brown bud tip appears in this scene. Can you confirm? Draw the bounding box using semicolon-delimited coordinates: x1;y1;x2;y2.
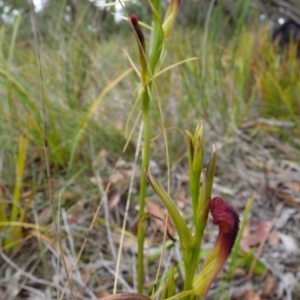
129;14;145;51
130;14;138;26
210;197;240;254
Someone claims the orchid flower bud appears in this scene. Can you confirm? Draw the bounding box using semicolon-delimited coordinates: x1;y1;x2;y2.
193;197;240;297
162;0;181;38
130;14;148;84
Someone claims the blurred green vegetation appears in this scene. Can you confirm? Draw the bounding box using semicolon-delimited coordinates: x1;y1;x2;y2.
0;0;299;181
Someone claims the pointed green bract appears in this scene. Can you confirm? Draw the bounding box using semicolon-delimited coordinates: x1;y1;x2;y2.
192;123;203;176
149;0;164;74
191;123;204;210
185;130;194;172
145;171;194;251
193;122;201;145
203;145;216;206
195;145;216;247
162;0;181;38
186;122;204;226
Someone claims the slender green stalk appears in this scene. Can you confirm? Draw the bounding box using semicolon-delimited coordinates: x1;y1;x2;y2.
137;86;151;293
137;212;147;293
130;13;153;293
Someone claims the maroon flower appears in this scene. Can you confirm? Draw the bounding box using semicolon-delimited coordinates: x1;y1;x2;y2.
193;197;240;297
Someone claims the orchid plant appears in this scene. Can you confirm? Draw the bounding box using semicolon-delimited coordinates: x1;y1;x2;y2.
101;122;240;300
102;1;239;299
145;123;240;299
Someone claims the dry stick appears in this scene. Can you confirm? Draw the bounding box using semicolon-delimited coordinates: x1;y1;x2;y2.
0;251;58;289
61;209;98;300
113;122;143;294
94;171;117;259
1;242;47;298
28;2;75;300
59;111;142;299
22;285;48;299
247;202;284;280
90;136;117;261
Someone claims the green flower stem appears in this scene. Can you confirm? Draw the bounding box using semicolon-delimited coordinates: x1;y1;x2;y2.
181;126;215;300
130;15;152;292
182;242;202;300
137;213;147;293
135;1;164;291
183;125;204;297
184;147;216;300
137;86;151;293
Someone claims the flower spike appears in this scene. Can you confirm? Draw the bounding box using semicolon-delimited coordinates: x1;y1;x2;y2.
193;197;240;297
